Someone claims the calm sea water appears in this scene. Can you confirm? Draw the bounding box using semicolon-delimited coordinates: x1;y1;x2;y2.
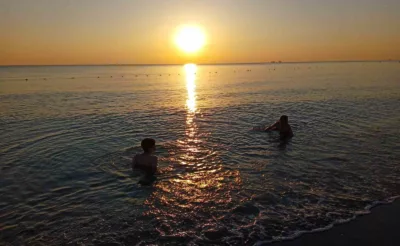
0;62;399;245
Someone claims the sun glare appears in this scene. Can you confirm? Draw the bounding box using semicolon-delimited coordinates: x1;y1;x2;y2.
184;63;197;112
175;25;206;54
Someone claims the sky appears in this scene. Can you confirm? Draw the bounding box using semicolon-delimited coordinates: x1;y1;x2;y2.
1;0;400;65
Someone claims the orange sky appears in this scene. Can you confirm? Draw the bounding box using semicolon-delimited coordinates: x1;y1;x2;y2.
1;0;400;65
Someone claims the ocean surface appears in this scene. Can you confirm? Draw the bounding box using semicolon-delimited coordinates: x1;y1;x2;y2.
0;62;399;245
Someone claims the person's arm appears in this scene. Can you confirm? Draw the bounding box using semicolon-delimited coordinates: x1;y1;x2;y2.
151;156;158;175
265;121;279;131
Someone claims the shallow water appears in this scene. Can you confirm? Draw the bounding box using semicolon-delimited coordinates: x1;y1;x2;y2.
0;62;399;245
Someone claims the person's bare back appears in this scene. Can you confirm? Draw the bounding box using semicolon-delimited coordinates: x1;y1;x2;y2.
132;153;157;176
132;138;158;177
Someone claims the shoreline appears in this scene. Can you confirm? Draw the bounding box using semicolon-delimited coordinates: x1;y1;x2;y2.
267;198;400;246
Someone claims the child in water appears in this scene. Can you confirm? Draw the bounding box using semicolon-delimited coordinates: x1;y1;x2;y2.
265;115;294;139
132;138;158;184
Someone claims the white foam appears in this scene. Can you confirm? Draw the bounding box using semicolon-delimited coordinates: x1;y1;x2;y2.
255;195;400;246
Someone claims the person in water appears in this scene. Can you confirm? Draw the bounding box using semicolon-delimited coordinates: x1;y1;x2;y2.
265;115;294;139
132;138;158;178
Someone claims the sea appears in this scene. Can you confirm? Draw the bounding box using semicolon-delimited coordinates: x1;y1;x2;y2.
0;62;399;245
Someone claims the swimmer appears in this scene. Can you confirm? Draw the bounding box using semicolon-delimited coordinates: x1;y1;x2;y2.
265;115;293;139
132;138;158;179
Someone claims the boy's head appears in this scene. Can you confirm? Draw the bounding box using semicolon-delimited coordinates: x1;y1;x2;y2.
280;115;288;124
141;138;156;153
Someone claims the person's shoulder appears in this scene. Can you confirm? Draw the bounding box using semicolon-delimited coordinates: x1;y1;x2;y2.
133;153;145;161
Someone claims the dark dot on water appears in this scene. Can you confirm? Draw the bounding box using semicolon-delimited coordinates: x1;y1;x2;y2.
97;76;100;78
25;79;28;81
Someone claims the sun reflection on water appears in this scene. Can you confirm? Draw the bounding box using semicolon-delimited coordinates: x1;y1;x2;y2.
143;64;243;241
185;63;197;113
184;64;199;153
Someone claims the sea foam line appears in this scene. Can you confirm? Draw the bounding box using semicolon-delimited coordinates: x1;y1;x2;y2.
254;195;400;246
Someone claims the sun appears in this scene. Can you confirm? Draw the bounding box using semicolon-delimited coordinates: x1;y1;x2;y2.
175;25;206;54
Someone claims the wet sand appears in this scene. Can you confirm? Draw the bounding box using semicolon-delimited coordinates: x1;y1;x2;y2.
270;199;400;246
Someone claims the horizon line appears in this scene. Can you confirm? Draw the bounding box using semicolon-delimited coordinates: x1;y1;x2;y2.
1;59;399;67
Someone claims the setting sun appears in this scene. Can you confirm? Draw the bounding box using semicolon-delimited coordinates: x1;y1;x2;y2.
175;25;206;54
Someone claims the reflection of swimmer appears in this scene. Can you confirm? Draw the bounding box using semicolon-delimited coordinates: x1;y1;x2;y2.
265;115;293;139
132;138;158;185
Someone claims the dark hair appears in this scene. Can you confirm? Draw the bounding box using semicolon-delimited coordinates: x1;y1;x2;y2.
280;115;288;124
141;138;156;153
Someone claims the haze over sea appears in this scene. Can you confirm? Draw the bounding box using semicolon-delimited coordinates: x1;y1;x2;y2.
0;62;399;245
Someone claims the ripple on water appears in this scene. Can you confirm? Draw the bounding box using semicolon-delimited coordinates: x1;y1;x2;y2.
1;64;400;245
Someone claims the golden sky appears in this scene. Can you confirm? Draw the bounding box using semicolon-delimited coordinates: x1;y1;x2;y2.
1;0;400;65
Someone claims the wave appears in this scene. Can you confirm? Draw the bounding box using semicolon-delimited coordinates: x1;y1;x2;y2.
255;195;400;245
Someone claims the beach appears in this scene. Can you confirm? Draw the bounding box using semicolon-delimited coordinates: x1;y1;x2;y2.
270;199;400;246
